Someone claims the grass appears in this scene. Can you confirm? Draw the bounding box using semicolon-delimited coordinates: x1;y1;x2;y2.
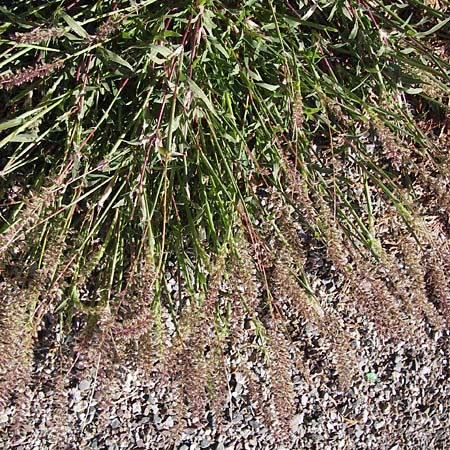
1;0;449;443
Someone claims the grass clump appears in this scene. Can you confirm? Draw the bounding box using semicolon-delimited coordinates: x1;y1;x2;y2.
1;0;449;443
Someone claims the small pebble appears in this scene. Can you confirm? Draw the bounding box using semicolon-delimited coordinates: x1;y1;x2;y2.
374;420;385;430
78;379;91;391
132;401;142;415
111;418;121;429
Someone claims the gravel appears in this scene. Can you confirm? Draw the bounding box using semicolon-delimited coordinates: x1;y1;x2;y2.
1;249;450;449
1;318;448;450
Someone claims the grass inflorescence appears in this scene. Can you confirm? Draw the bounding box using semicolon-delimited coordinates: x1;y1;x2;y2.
1;0;449;443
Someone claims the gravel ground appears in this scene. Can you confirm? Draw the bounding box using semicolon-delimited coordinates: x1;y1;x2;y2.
1;301;449;450
1;215;450;449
